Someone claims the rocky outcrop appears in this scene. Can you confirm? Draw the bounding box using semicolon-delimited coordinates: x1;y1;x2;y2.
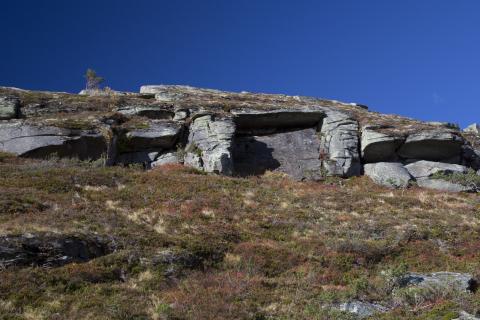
184;115;235;175
2;84;480;192
319;111;361;177
364;162;412;188
0;121;107;160
0;233;115;268
0;96;20;120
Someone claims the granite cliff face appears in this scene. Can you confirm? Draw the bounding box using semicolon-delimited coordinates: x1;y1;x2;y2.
1;85;479;192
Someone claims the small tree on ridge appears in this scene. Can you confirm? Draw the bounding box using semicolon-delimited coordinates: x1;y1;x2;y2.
84;68;104;90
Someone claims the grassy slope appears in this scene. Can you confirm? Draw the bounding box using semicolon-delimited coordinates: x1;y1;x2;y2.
1;153;480;320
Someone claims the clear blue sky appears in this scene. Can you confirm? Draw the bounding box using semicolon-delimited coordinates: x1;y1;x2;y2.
1;1;479;127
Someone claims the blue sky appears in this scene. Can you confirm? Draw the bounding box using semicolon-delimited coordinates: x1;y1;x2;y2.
1;1;479;127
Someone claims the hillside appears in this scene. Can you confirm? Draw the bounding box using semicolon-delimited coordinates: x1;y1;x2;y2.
1;86;480;319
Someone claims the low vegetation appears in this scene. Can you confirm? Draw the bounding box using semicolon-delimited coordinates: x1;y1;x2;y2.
1;156;480;319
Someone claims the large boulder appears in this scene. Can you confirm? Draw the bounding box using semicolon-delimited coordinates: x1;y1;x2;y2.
405;160;468;179
184;115;235;175
361;127;404;163
233;127;323;180
118;121;182;152
405;161;473;192
319;111;361;177
364;162;412;188
0;121;107;160
398;130;464;162
0;96;20;120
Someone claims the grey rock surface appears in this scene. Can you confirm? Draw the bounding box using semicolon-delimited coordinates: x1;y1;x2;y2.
0;121;107;160
454;311;480;320
0;96;20;120
398;130;464;161
319;111;361;177
398;272;476;293
364;162;412;188
405;160;468;179
151;151;180;168
233;128;322;180
334;301;388;319
116;105;174;120
120;121;182;152
184;115;235;175
361;127;404;163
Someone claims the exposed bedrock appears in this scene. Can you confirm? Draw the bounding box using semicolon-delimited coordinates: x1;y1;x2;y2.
319;111;361;177
184;114;235;175
233;128;323;181
0;121;107;160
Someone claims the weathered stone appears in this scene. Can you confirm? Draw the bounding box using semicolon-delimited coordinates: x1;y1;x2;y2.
398;130;464;161
454;311;480;320
0;121;107;160
151;151;180;168
361;127;404;163
464;123;480;135
231;108;325;131
173;109;190;121
364;162;412;188
319;111;361;177
0;96;20;120
334;301;388;319
233;128;322;180
405;160;468;179
398;272;477;293
119;121;182;152
184;115;235;175
0;233;115;268
116;105;174;120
